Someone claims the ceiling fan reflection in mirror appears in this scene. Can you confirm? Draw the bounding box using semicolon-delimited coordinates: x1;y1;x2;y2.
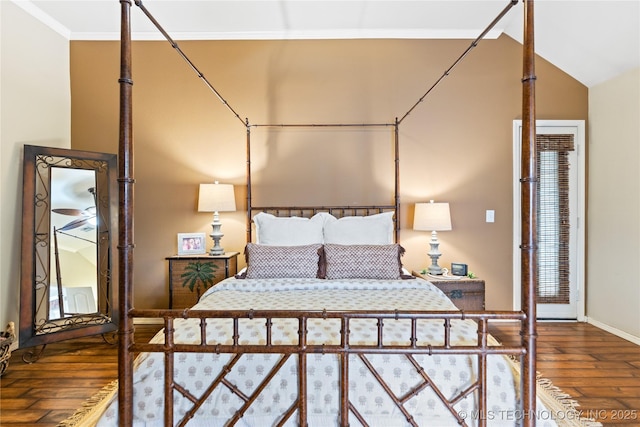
52;187;97;232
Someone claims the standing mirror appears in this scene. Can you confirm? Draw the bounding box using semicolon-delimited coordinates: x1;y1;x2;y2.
20;145;118;358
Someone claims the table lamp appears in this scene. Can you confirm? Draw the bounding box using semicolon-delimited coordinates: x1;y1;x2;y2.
198;181;236;255
413;200;452;275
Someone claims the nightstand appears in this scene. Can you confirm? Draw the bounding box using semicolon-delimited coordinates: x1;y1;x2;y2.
167;252;239;309
412;270;485;311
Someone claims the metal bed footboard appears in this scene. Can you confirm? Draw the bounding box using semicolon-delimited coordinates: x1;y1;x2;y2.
129;308;527;427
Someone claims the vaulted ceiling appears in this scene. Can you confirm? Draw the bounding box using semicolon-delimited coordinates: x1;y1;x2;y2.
15;0;640;87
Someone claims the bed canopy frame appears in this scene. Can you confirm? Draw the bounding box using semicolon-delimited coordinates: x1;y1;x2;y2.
116;0;537;425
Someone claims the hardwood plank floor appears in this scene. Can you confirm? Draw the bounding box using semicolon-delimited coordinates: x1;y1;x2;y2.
1;322;638;426
490;322;640;426
0;325;159;427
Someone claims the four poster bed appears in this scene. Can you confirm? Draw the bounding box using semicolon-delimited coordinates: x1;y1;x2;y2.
106;0;543;426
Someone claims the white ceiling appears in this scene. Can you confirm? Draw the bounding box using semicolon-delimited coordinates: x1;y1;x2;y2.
15;0;640;87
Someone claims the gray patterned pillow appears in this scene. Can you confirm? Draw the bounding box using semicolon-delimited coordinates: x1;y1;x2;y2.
322;244;404;280
244;243;322;279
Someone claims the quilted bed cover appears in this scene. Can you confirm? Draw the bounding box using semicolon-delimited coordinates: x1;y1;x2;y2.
97;278;557;427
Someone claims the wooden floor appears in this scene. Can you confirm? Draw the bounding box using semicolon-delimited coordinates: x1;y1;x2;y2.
490;322;640;426
0;322;638;426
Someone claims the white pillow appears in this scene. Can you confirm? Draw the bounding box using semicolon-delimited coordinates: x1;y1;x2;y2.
253;212;327;245
323;211;395;245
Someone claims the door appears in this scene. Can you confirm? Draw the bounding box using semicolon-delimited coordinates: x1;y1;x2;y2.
512;120;585;320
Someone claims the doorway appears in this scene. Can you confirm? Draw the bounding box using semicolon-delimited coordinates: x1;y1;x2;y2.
512;120;585;320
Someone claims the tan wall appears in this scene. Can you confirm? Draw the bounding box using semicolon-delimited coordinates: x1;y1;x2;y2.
70;35;587;310
0;2;70;330
587;67;640;340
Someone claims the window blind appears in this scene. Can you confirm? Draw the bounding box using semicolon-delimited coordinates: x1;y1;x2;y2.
536;134;574;304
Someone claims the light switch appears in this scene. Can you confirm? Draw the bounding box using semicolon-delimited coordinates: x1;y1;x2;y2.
486;210;495;223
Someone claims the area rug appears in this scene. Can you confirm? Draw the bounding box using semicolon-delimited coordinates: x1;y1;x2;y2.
58;358;602;427
58;379;117;427
509;357;603;427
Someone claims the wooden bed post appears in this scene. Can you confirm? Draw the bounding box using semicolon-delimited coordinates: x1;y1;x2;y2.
394;118;401;243
246;119;252;244
520;0;537;424
118;0;135;425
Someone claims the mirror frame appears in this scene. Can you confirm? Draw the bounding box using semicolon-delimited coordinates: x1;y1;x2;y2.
20;145;119;348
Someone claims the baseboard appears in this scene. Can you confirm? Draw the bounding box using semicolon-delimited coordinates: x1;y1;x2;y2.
586;317;640;345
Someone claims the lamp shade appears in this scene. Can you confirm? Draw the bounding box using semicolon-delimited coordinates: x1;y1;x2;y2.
198;183;236;212
413;201;452;231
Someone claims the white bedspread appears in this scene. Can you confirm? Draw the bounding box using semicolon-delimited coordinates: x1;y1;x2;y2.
97;277;557;427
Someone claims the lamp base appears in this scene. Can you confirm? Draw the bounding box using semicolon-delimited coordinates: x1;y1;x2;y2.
428;264;444;275
209;211;225;256
427;229;444;275
209;247;224;256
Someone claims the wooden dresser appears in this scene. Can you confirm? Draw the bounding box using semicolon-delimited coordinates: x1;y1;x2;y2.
167;252;239;309
412;271;485;311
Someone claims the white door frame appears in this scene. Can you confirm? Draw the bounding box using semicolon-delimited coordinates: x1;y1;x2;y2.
512;120;585;320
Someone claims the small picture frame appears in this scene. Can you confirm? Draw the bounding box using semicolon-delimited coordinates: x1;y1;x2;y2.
177;233;206;255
